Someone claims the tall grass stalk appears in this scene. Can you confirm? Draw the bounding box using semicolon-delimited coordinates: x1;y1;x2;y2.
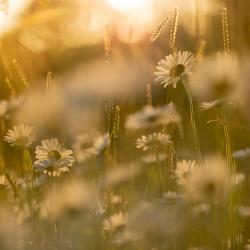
219;110;237;248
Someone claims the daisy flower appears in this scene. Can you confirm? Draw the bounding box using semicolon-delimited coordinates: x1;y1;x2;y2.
186;156;230;204
136;132;172;151
125;103;181;130
4;124;36;147
233;148;250;159
190;54;245;106
174;159;199;186
238;206;250;218
155;51;193;88
73;133;97;163
200;99;222;111
35;138;74;176
141;153;166;164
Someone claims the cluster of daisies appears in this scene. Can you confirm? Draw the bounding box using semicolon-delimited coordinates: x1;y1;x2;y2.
4;124;74;176
0;48;250;249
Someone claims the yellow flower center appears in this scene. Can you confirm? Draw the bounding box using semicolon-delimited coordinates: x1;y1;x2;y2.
48;150;61;162
170;64;185;78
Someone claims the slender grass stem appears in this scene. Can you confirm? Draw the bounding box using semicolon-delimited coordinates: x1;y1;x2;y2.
219;109;236;249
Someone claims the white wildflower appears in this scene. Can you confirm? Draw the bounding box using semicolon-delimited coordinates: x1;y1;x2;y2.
4;124;36;147
136;132;172;151
155;51;193;88
35;138;74;176
125;103;181;130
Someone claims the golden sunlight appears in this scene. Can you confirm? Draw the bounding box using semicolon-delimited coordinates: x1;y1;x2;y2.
105;0;151;14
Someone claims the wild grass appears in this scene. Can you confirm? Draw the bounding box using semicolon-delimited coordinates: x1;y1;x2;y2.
0;1;249;250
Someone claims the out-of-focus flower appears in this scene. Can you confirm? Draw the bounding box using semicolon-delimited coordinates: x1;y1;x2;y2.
155;51;193;88
136;132;172;151
238;206;250;218
4;124;36;147
127;202;186;242
125;103;181;130
35;138;74;176
73;132;110;163
73;133;98;163
141;153;166;164
234;173;245;186
113;229;140;246
41;180;94;220
93;133;110;155
245;240;250;250
158;191;183;205
190;54;245;106
0;95;25;120
174;159;199;186
200;99;222;111
103;212;128;232
233;148;250;159
186;156;230;204
111;195;123;205
192;203;211;216
104;164;142;188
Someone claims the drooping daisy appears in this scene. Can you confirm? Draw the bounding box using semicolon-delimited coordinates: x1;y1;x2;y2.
4;124;36;147
136;132;172;151
174;159;199;186
35;138;74;176
155;51;193;88
125;103;181;130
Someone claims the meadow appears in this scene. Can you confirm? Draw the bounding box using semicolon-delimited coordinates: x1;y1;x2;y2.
0;0;250;249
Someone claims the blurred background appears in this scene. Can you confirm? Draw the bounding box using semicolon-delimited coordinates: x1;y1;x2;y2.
1;0;249;89
0;0;250;160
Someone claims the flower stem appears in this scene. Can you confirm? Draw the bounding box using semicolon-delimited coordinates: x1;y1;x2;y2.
182;79;202;160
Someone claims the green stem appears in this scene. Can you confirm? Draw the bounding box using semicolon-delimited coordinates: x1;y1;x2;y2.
219;109;236;249
182;79;201;160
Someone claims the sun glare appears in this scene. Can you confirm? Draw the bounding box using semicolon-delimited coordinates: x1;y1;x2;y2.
106;0;151;14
